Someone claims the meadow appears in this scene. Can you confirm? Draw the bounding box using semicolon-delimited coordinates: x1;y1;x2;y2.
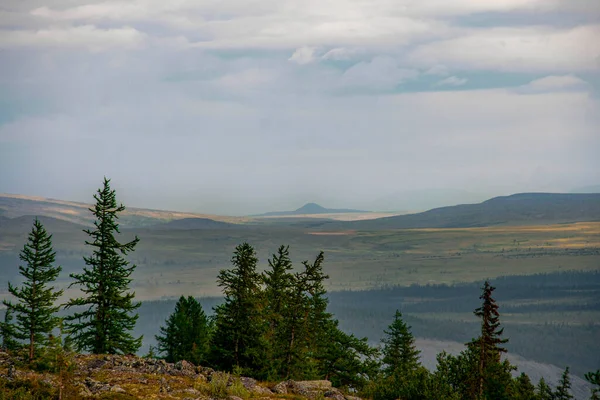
1;221;599;299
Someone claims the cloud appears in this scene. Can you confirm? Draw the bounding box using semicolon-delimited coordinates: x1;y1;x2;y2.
409;25;600;72
435;76;468;86
339;57;419;90
1;0;599;214
289;47;317;65
322;47;360;61
517;75;588;93
424;64;450;76
0;25;146;51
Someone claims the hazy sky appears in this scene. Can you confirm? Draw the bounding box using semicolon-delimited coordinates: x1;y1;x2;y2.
1;0;599;215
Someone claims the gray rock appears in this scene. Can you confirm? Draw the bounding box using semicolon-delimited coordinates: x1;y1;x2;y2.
110;385;126;393
325;390;346;400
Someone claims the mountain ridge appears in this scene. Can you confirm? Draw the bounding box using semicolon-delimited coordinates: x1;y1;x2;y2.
338;192;600;230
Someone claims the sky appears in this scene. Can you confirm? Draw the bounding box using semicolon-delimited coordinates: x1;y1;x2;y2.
0;0;599;215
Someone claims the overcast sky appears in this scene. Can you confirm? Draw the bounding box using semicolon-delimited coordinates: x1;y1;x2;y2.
0;0;599;215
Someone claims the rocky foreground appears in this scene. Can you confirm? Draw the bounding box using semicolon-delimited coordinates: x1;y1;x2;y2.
0;351;360;400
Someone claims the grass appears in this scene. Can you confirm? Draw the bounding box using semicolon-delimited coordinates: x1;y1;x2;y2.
1;221;599;300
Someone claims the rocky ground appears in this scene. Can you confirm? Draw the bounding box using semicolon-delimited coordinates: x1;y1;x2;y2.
0;351;360;400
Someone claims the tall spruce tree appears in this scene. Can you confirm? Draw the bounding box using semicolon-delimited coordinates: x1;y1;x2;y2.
555;367;574;400
468;280;510;398
262;245;295;379
155;296;211;364
210;243;265;375
371;310;425;400
279;266;312;379
381;310;421;376
2;219;63;362
64;178;142;354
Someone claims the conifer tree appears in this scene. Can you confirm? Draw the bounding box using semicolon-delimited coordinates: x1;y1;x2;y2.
155;296;211;364
210;243;265;375
585;370;600;400
0;309;20;351
381;310;421;376
64;178;142;354
279;267;311;379
468;280;509;398
555;367;574;400
262;245;295;378
536;377;554;400
2;219;63;362
511;372;536;400
370;310;426;400
317;318;379;390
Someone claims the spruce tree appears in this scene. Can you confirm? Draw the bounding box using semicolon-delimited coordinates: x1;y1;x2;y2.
279;267;311;379
210;242;265;375
0;308;20;351
468;280;509;398
262;245;295;379
155;296;211;364
381;310;421;376
585;370;600;400
371;310;425;400
555;367;574;400
536;377;554;400
2;219;63;362
64;178;142;354
511;372;536;400
317;318;379;390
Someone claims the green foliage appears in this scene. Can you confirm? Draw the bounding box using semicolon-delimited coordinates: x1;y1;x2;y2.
555;367;574;400
64;177;142;355
381;310;421;377
467;280;512;399
511;373;536;400
365;310;425;400
585;370;600;400
194;372;250;400
536;377;554;400
209;372;230;399
315;318;380;390
262;245;296;379
210;242;265;375
155;295;211;364
0;378;56;400
425;354;462;400
2;219;63;362
0;308;21;352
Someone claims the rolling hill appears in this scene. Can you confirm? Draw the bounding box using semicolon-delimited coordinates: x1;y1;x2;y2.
0;215;86;232
0;193;248;228
340;193;600;230
145;217;237;230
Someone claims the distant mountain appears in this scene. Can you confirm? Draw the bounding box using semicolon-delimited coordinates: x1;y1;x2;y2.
146;217;236;230
367;188;489;212
258;203;367;217
342;193;600;229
